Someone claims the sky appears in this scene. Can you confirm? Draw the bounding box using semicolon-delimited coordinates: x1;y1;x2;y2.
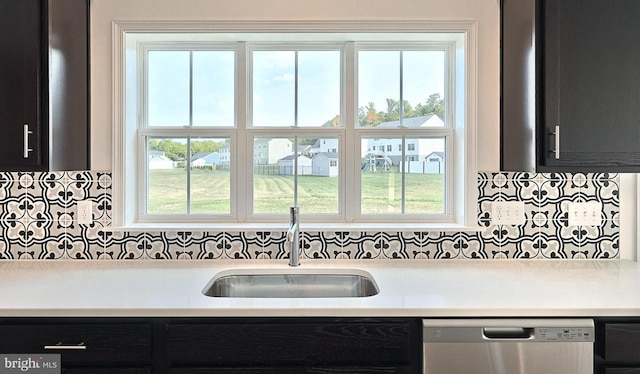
145;48;446;128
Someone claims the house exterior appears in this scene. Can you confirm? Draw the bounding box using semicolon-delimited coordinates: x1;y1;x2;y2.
191;152;220;167
306;138;339;156
312;152;339;177
219;143;231;166
254;138;293;165
366;115;445;166
278;154;312;175
148;150;174;170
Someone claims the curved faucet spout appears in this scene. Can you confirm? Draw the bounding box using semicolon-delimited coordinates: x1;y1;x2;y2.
288;206;300;266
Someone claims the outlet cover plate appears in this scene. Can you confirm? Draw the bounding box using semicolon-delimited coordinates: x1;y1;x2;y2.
77;200;93;225
491;201;525;225
568;202;602;226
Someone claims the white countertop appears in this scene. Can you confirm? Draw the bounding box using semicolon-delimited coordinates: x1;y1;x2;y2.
1;259;640;317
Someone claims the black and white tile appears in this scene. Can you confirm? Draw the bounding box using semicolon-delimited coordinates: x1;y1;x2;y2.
0;171;621;261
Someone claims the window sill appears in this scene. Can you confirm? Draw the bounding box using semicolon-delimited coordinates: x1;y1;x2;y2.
104;222;483;232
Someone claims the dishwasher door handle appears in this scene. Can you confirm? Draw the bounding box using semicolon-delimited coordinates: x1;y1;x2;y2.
482;327;534;339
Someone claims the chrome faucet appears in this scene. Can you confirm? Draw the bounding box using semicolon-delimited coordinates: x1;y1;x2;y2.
287;206;300;266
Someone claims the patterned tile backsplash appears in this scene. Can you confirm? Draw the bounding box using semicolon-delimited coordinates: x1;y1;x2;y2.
0;171;619;260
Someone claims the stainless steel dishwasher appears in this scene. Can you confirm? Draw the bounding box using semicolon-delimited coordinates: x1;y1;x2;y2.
423;319;594;374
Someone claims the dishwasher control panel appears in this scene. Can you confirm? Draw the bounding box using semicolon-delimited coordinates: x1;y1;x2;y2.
536;327;594;342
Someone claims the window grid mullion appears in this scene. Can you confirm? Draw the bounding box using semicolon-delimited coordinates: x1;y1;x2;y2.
401;136;406;214
293;51;299;206
186;137;191;214
187;51;194;214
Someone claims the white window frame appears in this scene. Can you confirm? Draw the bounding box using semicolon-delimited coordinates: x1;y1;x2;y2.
136;43;237;223
111;21;478;230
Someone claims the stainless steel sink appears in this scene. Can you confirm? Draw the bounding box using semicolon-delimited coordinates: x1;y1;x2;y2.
202;268;379;298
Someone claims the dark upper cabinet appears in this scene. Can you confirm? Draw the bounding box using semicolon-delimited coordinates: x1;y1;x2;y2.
0;0;89;171
501;0;640;172
0;0;43;169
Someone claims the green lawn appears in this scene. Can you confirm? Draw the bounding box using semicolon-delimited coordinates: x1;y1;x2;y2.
148;168;444;214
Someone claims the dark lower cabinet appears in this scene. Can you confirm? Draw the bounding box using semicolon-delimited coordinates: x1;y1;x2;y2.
0;318;155;373
595;318;640;374
0;317;422;374
169;368;411;374
63;370;152;374
165;318;421;374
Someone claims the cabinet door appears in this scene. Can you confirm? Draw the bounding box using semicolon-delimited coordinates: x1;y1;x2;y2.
165;318;421;370
62;369;151;374
604;324;640;363
169;369;295;374
0;323;153;365
169;368;412;374
541;0;640;170
0;0;44;169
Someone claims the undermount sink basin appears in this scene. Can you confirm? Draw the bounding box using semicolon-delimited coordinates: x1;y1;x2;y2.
202;268;379;298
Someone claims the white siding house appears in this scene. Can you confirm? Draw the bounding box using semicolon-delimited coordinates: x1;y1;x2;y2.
307;138;339;156
278;155;312;175
148;150;174;169
254;138;293;165
312;152;339;177
219;144;230;166
366;115;445;165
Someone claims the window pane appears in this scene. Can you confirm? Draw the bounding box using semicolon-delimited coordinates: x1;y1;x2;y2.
192;51;235;127
404;138;446;214
253;137;294;213
358;50;447;128
403;51;446;126
361;137;446;214
147;137;187;213
148;51;190;127
190;137;231;214
358;51;400;128
298;138;339;213
253;51;295;127
298;51;341;127
361;138;401;213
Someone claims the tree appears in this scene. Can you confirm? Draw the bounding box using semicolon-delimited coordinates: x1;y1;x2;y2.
321;115;341;128
354;93;445;127
191;140;225;154
148;139;226;161
358;102;381;127
384;99;399;121
415;93;445;118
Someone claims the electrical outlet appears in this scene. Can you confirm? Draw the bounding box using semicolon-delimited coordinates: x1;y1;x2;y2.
491;201;525;225
77;200;93;225
568;202;602;226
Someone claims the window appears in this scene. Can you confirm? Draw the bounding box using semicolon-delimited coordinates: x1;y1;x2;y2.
115;22;477;227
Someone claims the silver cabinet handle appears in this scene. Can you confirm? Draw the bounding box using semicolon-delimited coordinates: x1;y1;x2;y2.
23;124;33;158
44;342;87;350
549;125;560;159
